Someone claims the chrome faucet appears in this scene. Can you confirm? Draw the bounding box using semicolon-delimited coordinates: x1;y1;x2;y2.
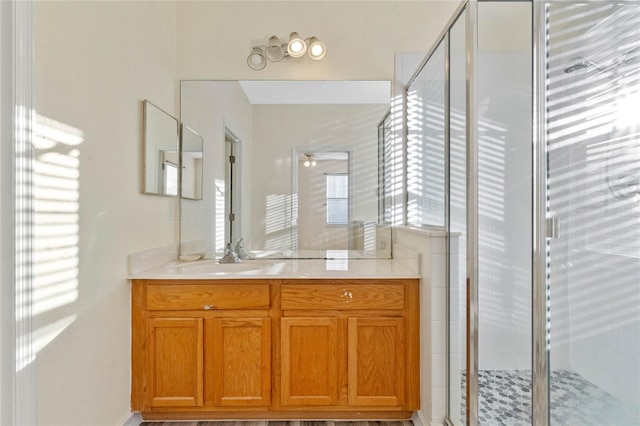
235;237;251;260
219;243;241;264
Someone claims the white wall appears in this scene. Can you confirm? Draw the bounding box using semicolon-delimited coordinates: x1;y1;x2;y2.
34;2;178;424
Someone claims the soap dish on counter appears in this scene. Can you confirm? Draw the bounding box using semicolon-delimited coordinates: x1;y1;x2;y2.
179;254;202;262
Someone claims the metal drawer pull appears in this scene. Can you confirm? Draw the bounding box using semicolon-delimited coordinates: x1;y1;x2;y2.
203;304;215;310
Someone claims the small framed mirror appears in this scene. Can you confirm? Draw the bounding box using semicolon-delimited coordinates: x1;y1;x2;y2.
143;100;179;196
181;124;204;200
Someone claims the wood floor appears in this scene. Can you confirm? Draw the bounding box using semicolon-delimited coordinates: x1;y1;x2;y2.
141;421;414;426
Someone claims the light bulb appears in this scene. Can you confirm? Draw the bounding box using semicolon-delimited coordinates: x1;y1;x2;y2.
311;160;317;167
304;160;311;167
307;37;326;61
287;32;307;58
290;40;304;53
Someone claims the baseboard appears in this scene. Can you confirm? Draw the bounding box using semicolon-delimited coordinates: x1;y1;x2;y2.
125;410;434;425
410;411;426;426
121;412;142;426
411;410;444;426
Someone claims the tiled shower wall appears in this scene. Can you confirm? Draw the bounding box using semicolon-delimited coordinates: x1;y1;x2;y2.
476;49;532;372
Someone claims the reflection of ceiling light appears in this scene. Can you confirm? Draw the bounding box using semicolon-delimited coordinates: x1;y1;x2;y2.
247;32;327;71
303;153;317;167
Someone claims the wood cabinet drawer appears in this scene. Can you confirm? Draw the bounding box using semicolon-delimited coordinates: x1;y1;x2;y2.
146;283;270;311
281;281;404;310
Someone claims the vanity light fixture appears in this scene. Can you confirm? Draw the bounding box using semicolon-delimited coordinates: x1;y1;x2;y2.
247;33;327;70
303;153;317;167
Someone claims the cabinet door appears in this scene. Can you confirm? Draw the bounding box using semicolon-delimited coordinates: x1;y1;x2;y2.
212;318;271;406
347;317;405;406
281;317;339;406
147;317;203;407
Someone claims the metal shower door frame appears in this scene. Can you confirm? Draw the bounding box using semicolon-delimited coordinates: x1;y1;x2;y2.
532;1;551;425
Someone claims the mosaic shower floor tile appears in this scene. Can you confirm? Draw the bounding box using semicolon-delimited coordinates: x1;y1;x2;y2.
461;369;639;426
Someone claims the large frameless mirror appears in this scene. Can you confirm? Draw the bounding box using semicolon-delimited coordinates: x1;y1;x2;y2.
179;80;392;258
143;100;179;197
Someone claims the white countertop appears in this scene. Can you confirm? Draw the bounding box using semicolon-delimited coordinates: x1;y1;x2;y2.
128;257;420;280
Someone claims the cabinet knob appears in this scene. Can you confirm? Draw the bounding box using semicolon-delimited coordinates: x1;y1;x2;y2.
203;304;215;310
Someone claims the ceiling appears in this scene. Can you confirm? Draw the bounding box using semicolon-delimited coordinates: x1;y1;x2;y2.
238;80;391;105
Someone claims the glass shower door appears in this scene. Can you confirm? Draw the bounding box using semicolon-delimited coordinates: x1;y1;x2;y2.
545;2;640;424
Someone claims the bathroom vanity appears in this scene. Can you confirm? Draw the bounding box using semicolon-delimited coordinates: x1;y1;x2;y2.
130;258;420;420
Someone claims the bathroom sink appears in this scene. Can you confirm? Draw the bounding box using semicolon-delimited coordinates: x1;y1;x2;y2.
173;259;275;275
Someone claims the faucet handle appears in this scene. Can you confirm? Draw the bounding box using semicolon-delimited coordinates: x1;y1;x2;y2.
235;237;251;260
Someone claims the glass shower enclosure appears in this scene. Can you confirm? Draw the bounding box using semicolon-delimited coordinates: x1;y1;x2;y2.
405;0;640;425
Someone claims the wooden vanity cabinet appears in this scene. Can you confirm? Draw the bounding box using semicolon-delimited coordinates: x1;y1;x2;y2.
131;280;273;413
131;278;419;420
280;280;418;410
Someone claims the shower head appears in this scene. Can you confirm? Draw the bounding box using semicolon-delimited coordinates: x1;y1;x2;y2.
564;60;591;73
564;47;638;75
